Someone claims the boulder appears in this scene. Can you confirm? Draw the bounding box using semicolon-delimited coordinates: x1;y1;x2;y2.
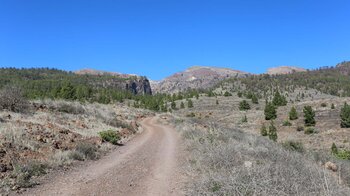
325;161;338;172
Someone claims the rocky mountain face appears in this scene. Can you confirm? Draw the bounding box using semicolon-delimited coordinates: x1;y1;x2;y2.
75;69;152;95
267;66;307;75
152;66;250;94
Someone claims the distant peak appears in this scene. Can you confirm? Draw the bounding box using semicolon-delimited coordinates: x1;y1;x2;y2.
267;66;307;75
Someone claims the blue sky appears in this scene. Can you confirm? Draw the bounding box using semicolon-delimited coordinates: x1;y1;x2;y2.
1;0;349;80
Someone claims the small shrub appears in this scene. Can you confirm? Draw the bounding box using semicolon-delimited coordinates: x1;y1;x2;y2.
282;120;292;126
297;126;304;132
13;161;47;188
340;102;350;128
224;91;232;97
264;102;277;120
186;112;196;117
241;115;248;123
331;103;335;109
75;142;98;160
331;143;338;155
321;103;327;107
289;106;298;120
69;151;85;161
260;124;268;136
282;140;304;153
99;130;121;145
239;100;250;111
304;127;315;135
303;106;316;126
56;102;85;114
335;150;350;160
268;121;278;142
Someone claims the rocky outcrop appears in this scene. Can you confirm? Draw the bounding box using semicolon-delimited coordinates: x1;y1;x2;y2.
267;66;307;75
152;66;249;94
126;77;152;95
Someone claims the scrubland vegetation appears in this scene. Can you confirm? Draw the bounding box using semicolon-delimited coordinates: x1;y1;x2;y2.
172;116;350;195
0;84;150;193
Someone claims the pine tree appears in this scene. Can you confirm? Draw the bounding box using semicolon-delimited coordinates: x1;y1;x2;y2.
331;103;335;109
187;99;194;108
180;101;185;109
252;94;259;104
260;124;268;136
171;101;176;110
272;90;287;106
241;115;248;123
303;106;316;126
264;102;277;120
268;121;278;142
331;143;338;155
340;102;350;128
59;82;76;100
289;106;298;120
239;100;251;111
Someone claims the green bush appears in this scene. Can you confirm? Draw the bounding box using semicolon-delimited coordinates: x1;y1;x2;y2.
268;121;278;142
321;103;327;107
282;140;304;153
282;120;292;126
224;91;232;97
239;100;250;111
304;127;315;135
99;130;121;145
260;124;268;136
335;150;350;160
331;143;338;155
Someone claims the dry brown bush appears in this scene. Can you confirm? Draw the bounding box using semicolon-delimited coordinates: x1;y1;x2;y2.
0;85;29;113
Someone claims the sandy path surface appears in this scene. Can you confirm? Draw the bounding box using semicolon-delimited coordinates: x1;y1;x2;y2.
23;116;182;196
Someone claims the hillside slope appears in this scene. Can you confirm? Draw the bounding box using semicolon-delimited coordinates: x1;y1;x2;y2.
152;66;249;94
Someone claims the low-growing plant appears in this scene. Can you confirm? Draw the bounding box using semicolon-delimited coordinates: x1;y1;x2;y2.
282;120;292;126
282;140;304;153
331;143;338;155
75;142;98;160
56;102;85;114
335;150;350;160
12;161;47;188
297;126;304;132
304;127;315;135
321;103;327;107
268;121;278;142
99;130;120;145
260;124;268;136
241;115;248;123
186;112;196;117
331;103;335;109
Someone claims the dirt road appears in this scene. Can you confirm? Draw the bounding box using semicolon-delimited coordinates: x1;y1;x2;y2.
25;117;183;196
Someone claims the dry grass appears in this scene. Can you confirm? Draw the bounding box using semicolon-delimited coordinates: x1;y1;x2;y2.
172;116;350;195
